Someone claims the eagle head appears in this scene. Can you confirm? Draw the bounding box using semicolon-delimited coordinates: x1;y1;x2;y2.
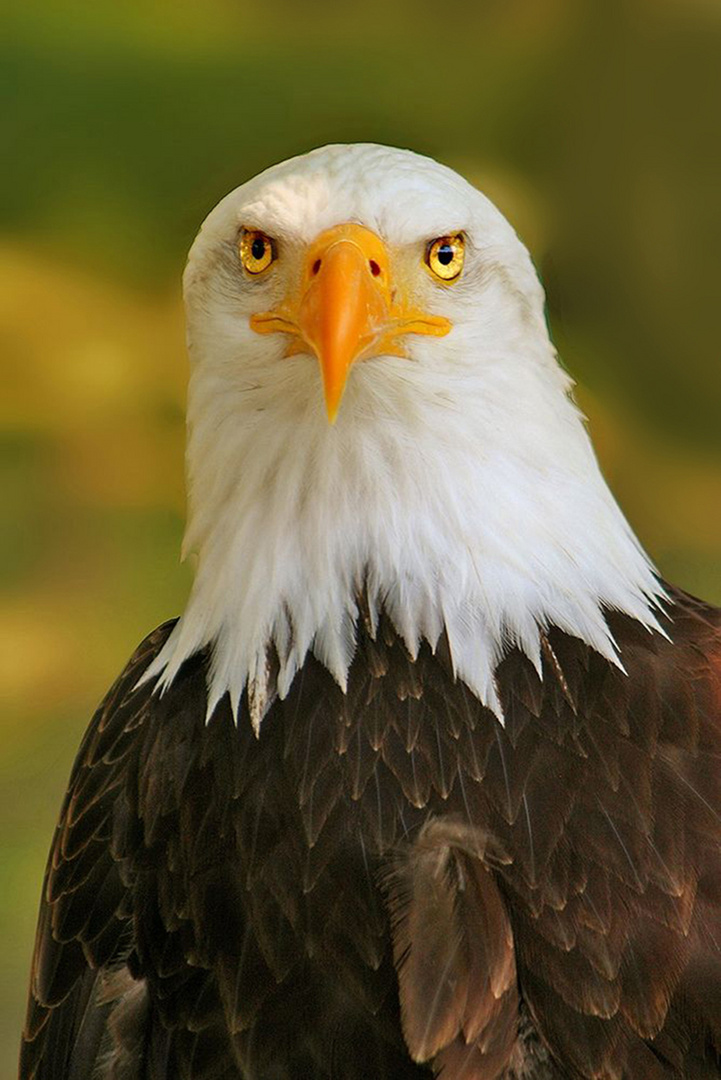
146;144;663;730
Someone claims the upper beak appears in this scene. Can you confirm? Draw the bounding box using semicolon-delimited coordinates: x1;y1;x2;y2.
250;223;451;423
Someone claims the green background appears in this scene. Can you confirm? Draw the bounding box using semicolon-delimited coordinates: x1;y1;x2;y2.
3;1;721;1072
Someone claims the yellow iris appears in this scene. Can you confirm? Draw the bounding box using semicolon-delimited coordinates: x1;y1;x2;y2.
239;229;276;274
426;234;465;282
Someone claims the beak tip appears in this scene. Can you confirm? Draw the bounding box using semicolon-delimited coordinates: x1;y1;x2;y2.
322;372;346;425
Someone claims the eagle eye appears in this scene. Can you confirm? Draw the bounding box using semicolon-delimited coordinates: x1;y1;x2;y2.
425;233;465;282
239;229;276;275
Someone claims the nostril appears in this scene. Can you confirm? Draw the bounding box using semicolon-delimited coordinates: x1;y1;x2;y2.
369;260;381;277
312;258;322;276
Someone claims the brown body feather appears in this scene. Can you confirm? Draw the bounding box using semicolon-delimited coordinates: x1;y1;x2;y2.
19;585;721;1078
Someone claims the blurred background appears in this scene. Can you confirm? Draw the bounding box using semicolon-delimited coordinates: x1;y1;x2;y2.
3;0;721;1070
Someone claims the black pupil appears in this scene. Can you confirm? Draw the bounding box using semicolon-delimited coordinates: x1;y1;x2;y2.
251;236;266;261
437;243;454;266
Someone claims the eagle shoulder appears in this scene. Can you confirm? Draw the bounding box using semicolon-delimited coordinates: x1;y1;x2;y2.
19;621;182;1079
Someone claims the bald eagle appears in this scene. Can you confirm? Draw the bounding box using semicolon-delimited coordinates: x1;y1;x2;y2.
19;145;721;1080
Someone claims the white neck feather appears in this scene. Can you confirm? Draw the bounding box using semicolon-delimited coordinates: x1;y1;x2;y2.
145;321;663;731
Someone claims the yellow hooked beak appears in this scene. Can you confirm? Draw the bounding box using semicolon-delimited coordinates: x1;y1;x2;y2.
250;223;451;423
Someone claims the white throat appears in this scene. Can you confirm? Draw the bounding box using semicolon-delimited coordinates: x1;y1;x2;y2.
145;336;663;732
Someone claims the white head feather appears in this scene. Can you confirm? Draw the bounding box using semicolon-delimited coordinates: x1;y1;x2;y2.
144;143;664;730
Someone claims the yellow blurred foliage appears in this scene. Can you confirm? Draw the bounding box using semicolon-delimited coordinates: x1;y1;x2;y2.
0;244;186;508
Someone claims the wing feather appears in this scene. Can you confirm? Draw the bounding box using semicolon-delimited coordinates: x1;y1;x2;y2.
384;819;518;1079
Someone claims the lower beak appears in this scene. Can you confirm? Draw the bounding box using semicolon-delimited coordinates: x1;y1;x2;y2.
251;223;451;423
